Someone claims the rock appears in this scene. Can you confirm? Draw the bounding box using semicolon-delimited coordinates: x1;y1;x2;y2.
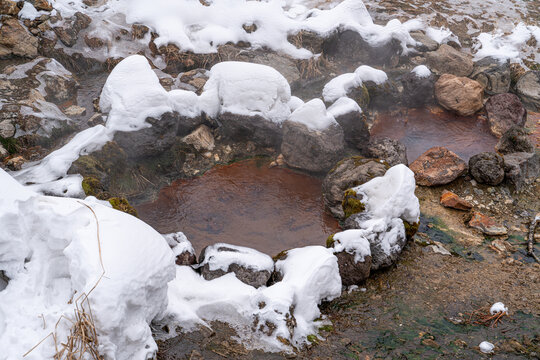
53;11;91;47
0;0;19;16
0;120;15;138
281;120;345;173
516;71;540;111
440;190;472;210
218;112;282;148
468;212;507;235
400;70;436;107
425;44;474;77
327;230;372;286
179;69;209;95
410;31;439;52
163;232;197;266
0;144;8;159
87;113;104;127
30;0;53;11
5;155;25;170
198;244;273;288
322;30;402;67
424;242;451;256
181;124;215;152
485;93;527;137
63;105;87;117
364;79;401;109
469;152;505;185
496;126;534;154
471;57;511;95
366;137;408;166
322;156;388;219
327;98;370;151
434;74;484;116
409;147;468;186
503;151;540;190
41;72;79;103
0;17;38;58
131;24;149;39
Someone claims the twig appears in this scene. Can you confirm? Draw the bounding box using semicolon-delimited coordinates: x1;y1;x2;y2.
527;214;539;262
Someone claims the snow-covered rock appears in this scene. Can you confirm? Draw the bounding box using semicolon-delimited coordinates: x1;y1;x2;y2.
0;168;176;360
163;232;197;266
327;229;372;286
328;97;370;151
322;65;387;103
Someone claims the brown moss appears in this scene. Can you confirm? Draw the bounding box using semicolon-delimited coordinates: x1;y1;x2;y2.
272;249;289;262
342;188;365;219
81;176;103;197
326;234;335;248
403;220;419;240
108;197;138;217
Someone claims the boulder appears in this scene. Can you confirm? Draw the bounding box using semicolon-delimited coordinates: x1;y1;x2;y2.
410;31;439;52
364;79;401;109
468;212;507;236
0;17;38;58
322;156;389;219
327;230;372;286
496;126;534;154
327;97;370;151
485;93;527;137
516;71;540;111
163;232;197;266
440;190;472;211
0;120;15;138
471;57;510;95
366;137;408;166
198;244;274;288
400;70;436;107
468;152;505;185
503;151;540;190
409;146;468;186
425;44;474;77
218;112;282;148
434;74;484;116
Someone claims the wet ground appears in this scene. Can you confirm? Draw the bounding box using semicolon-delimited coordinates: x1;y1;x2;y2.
136;158;341;255
370;107;499;162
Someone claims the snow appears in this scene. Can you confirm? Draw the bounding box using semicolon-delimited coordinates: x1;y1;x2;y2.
0;168;176;360
18;2;40;20
332;229;371;262
473;23;540;62
412;65;431;78
479;341;495;353
490;302;508;315
426;26;459;45
328;96;362;117
322;65;387;103
199;243;274;273
288;96;305;112
163;232;195;259
289;99;338;131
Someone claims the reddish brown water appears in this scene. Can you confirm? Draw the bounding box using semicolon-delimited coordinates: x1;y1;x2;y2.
370;107;499;162
136;159;341;256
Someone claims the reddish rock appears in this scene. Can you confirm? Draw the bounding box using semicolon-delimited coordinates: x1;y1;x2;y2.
440;190;472;211
409;147;468;186
468;212;507;236
485;93;527;137
435;74;484;116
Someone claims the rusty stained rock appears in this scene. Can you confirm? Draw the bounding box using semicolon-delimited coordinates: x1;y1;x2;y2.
409;146;468;186
440;190;473;211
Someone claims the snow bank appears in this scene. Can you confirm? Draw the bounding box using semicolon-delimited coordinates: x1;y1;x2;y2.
412;65;431;78
0;169;176;360
164;246;341;352
473;23;540;62
289;99;337;131
199;243;274;273
322;65;387;103
332;229;371;262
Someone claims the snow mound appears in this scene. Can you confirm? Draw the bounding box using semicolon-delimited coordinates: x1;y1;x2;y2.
0;169;176;360
322;65;387;103
332;229;371;262
328;96;362;117
289;98;337;131
412;65;431;78
199;243;274;273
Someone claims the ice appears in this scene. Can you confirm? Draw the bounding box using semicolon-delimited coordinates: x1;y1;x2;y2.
332;229;371;262
412;65;431;78
322;65;387;103
328;97;362;117
0;169;176;360
490;302;508;315
289;99;337;131
479;341;495;353
198;243;274;273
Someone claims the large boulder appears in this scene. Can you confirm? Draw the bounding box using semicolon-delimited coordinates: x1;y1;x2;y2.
468;152;505;185
471;57;510;95
485;93;527;137
496;126;534;154
326;230;372;286
425;44;474;77
281;99;345;173
366;137;408;166
503;151;540;190
516;71;540;111
198;243;274;288
435;74;484;116
0;17;38;58
409;146;468;186
327;97;370;151
401;66;436;107
322;156;389;219
218;112;282;148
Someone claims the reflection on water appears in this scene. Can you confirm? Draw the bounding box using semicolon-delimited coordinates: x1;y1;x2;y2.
136;158;340;256
370;107;499;162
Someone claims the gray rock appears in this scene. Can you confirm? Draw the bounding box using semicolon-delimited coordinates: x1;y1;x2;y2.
469;152;505;186
366;137;408;166
503;151;540;190
218;112;282;148
0;120;15;138
281;121;345;173
515;71;540;111
364;79;401;110
496;126;534;154
471;57;510;95
425;44;474;77
330;105;370;151
485;93;527;137
0;144;8;159
163;232;197;266
334;251;372;286
401;70;435;107
322;156;388;219
410;31;439;52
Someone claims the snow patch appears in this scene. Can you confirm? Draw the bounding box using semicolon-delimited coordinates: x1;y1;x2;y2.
199;243;274;273
412;65;431;78
332;229;371;262
328;97;362;117
490;302;508;315
289;98;337;131
479;341;495;353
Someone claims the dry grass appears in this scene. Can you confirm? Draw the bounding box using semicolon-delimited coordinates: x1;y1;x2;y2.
298;55;329;79
464;305;509;328
24;202;105;359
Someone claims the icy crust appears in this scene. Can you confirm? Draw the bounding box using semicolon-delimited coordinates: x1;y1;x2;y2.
199;243;274;273
164;246;341;352
322;65;388;103
411;65;431;78
0;169;176;360
289;99;337;131
332;229;371;262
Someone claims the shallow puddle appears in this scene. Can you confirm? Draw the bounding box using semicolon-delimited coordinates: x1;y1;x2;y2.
136;158;340;256
370;107;499;162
